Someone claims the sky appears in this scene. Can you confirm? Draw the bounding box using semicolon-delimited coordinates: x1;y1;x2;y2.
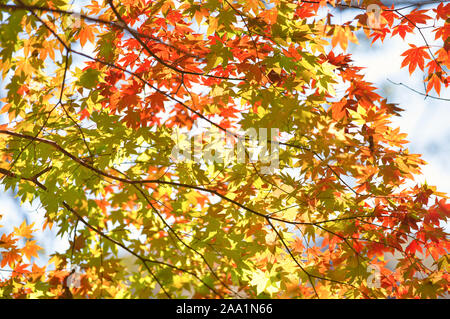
0;1;449;273
349;17;450;196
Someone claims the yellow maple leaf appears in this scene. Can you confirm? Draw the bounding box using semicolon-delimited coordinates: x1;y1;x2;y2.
14;221;35;239
331;26;358;51
249;269;270;294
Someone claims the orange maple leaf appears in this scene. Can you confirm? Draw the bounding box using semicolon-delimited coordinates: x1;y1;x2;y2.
13;263;31;276
401;44;430;75
0;233;18;249
21;240;42;260
426;74;442;95
1;249;22;268
78;25;97;47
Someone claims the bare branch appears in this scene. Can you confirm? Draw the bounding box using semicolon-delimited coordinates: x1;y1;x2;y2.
387;79;450;101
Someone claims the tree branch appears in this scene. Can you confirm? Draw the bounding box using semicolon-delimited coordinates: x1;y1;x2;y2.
387;79;450;101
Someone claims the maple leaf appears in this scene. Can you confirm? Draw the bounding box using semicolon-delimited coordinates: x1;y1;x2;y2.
148;91;167;109
0;233;18;249
426;74;442;95
14;221;35;239
1;249;21;268
401;45;430;75
0;0;448;300
292;238;304;253
404;9;431;26
331;26;357;51
13;263;31;276
78;25;97;47
21;240;42;260
437;199;450;218
405;240;421;255
69;235;86;252
249;269;270;295
392;24;413;40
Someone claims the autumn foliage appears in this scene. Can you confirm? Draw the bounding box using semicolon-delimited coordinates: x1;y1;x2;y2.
0;0;449;298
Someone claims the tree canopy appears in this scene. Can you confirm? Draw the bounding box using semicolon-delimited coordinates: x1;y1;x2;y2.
0;0;449;299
